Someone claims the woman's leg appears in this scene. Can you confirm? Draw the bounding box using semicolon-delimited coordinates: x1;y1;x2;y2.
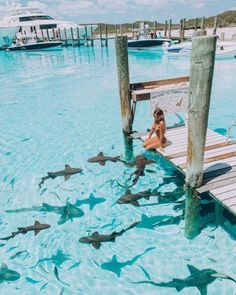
143;137;157;147
146;139;162;150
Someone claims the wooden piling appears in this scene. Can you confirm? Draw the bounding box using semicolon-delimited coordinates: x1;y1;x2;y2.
52;28;56;39
168;19;172;39
99;24;103;47
90;26;94;47
185;35;217;239
64;28;68;46
70;28;75;46
120;24;123;36
115;36;132;134
41;29;44;39
76;27;80;47
132;23;134;39
194;18;198;31
179;19;184;42
58;28;62;41
46;29;50;40
85;26;88;47
105;24;108;47
201;17;205;31
213;16;218;35
164;20;168;37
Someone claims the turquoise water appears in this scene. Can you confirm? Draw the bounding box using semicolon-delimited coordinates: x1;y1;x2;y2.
0;42;235;294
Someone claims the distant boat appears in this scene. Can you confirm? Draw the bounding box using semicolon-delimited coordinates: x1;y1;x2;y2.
165;40;236;58
0;0;94;49
128;23;172;50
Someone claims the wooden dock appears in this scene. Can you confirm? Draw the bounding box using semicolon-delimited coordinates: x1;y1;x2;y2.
129;75;236;217
135;124;236;217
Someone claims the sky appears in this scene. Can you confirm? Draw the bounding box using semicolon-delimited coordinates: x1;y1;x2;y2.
0;0;236;24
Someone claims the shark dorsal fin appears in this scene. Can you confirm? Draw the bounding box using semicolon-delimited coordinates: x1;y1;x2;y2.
34;221;40;226
98;152;103;156
125;189;131;194
187;264;200;274
65;164;71;169
112;255;118;262
1;263;8;270
91;231;99;237
141;214;147;221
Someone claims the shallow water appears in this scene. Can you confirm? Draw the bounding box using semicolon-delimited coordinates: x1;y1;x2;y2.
0;42;235;294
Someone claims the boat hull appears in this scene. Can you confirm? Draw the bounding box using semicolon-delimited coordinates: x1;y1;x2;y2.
8;41;62;51
128;39;171;50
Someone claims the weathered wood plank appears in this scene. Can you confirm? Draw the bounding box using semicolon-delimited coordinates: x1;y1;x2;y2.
216;191;236;201
224;198;236;207
211;182;236;194
174;144;236;167
168;142;231;159
197;172;236;193
217;189;236;201
164;136;226;155
131;76;189;91
180;151;236;169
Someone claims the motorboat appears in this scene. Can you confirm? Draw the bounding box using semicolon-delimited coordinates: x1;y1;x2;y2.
165;40;236;59
165;40;192;55
215;42;236;59
128;23;172;50
0;0;91;49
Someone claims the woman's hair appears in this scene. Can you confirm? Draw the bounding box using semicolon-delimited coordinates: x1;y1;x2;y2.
153;107;165;124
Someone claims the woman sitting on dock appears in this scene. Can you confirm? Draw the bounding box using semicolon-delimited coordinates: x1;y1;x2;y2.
143;107;167;150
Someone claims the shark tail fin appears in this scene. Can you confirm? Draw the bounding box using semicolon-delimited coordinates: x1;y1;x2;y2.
1;263;8;270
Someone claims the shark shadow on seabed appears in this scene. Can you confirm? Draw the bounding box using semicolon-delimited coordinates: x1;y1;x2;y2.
133;264;236;295
0;263;20;283
74;193;106;210
6;202;84;225
31;250;71;269
136;213;184;231
94;247;155;277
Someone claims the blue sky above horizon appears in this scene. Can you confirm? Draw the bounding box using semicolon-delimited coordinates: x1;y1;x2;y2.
0;0;235;24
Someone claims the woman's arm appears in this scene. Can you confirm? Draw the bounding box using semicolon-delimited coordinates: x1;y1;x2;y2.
159;121;165;147
148;124;155;139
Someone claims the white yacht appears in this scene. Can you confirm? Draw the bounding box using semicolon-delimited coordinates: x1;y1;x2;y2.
0;0;89;49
